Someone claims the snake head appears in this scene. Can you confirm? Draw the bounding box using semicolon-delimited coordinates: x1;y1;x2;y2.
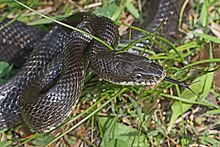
91;50;166;86
111;52;166;85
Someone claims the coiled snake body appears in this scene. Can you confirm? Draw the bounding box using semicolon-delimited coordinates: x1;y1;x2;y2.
0;0;184;132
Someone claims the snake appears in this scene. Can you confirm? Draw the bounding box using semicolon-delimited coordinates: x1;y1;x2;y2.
0;0;185;132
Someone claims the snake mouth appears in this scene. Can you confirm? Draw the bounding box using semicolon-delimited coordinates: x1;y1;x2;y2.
112;70;167;86
157;71;166;83
142;69;166;86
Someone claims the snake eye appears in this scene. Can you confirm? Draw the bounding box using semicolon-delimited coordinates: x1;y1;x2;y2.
134;73;142;81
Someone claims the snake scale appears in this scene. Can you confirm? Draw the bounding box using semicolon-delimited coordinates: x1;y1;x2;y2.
0;0;185;132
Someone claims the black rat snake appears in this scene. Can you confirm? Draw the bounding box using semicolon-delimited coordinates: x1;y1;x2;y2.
0;0;185;132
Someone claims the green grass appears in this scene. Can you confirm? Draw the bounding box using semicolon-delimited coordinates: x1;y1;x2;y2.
0;0;220;146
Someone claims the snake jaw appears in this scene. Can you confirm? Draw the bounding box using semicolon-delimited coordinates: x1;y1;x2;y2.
128;69;166;86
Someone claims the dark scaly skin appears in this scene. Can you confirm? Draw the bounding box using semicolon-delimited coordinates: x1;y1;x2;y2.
0;13;92;130
135;0;185;49
0;13;89;68
144;0;184;37
19;15;121;132
0;0;185;132
0;24;69;130
0;19;46;68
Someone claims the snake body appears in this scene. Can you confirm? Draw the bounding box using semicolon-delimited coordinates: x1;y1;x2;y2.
0;0;184;132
